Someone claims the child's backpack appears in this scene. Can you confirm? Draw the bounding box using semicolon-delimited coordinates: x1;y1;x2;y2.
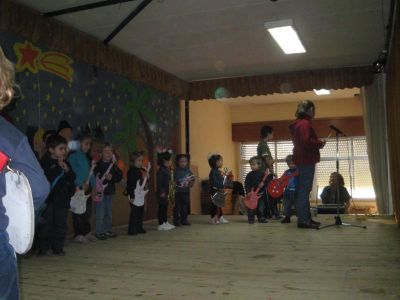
0;151;35;254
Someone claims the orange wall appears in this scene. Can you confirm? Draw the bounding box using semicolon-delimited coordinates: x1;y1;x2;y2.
181;100;237;180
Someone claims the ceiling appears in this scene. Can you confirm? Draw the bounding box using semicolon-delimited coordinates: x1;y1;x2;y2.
217;87;360;105
17;0;391;81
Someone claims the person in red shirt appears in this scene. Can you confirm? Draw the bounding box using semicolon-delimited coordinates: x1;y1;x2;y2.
289;100;326;229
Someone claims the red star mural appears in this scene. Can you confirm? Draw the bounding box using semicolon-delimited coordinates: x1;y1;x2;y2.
13;40;41;73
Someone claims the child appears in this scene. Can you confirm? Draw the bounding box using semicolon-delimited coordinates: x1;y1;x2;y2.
156;150;175;231
257;125;274;174
39;134;76;256
126;151;148;235
244;156;268;224
257;125;274;219
173;154;195;226
68;134;96;242
93;143;122;240
208;154;228;224
281;155;298;223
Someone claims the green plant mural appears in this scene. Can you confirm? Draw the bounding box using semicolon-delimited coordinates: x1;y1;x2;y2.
115;79;156;161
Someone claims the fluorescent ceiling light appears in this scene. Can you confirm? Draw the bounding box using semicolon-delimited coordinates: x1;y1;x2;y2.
313;89;331;95
265;19;306;54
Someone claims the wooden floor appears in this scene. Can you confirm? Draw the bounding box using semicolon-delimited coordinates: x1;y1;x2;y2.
19;215;400;300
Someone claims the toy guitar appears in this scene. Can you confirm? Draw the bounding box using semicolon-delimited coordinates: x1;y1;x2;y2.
267;170;299;199
70;160;96;214
244;171;269;210
211;188;227;208
93;155;116;203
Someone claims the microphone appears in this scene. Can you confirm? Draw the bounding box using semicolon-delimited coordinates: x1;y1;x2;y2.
329;125;346;136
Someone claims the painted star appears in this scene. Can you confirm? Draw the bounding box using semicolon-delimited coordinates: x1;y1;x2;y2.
13;41;41;73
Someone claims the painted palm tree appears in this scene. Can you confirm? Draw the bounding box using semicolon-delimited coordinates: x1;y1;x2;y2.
115;79;156;163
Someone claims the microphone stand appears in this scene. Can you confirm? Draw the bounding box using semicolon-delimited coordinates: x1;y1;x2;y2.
318;126;366;230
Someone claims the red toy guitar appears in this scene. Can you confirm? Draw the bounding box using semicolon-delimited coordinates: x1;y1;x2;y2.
267;171;299;198
244;172;269;210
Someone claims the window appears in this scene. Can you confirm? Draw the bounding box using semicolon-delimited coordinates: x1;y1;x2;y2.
239;137;375;200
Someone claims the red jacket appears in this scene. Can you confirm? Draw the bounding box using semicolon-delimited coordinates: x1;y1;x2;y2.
289;116;324;165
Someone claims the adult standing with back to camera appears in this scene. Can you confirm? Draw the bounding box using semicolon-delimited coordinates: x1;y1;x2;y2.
289;100;325;229
0;46;50;299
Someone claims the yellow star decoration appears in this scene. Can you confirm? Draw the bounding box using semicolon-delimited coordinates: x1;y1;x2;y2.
46;93;51;101
60;88;64;94
49;81;53;88
59;97;63;103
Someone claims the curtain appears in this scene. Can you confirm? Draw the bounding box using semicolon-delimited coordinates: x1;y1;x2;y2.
361;74;391;214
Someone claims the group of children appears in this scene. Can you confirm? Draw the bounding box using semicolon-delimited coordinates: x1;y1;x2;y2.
33;118;312;256
33;120;200;256
243;125;299;224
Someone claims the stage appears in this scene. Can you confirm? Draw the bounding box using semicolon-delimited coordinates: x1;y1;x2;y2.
19;215;400;300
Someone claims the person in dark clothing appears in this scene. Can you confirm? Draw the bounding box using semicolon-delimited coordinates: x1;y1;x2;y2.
0;46;50;300
281;155;299;224
68;134;96;243
173;154;195;226
93;143;122;240
156;150;175;231
320;172;351;212
39;134;76;256
208;154;228;224
244;156;268;224
289;100;325;229
126;151;149;235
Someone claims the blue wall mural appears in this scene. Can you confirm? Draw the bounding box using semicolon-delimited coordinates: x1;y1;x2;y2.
0;31;180;160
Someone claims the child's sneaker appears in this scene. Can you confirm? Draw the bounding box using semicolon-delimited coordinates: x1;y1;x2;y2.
219;216;229;224
53;250;66;256
95;233;108;240
106;231;118;238
158;223;169;231
74;235;87;243
85;233;97;242
165;222;175;229
209;216;219;225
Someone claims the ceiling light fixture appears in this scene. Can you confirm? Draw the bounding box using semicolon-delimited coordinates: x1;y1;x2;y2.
313;89;331;95
264;19;306;54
